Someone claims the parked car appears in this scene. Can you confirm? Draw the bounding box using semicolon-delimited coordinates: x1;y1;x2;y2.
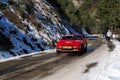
56;34;87;55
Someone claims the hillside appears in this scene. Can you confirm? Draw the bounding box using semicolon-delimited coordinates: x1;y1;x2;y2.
0;0;78;59
48;0;120;33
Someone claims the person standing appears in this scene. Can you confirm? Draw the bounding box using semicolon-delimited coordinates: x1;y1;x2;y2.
106;29;112;41
102;30;107;39
102;30;107;43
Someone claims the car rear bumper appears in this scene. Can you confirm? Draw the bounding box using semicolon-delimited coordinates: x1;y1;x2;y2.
56;48;81;53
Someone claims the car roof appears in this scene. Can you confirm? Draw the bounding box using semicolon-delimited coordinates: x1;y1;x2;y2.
64;34;83;37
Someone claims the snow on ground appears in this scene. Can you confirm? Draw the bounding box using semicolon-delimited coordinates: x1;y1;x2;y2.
97;40;120;80
39;39;120;80
0;49;56;63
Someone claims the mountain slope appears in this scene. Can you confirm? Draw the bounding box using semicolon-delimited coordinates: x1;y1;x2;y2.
0;0;78;59
48;0;120;33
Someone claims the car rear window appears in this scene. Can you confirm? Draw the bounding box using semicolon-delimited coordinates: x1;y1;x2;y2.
62;35;82;40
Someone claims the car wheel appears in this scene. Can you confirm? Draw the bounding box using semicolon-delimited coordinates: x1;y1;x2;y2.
78;44;84;55
56;51;61;56
84;43;87;53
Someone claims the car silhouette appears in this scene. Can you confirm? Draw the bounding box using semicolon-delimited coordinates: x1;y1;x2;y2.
56;34;87;55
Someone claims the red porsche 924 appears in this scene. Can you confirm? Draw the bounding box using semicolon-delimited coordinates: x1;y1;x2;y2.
56;34;87;55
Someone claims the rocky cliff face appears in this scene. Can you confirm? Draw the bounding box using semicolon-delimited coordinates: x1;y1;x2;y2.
0;0;77;59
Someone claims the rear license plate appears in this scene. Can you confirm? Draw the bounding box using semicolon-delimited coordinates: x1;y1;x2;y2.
63;46;72;49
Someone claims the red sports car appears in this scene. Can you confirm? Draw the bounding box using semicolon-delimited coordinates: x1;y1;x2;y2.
56;34;87;55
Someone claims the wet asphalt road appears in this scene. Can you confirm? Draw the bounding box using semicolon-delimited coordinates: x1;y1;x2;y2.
0;38;102;80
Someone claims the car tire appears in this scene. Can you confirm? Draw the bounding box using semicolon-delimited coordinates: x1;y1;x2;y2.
78;44;84;55
83;43;87;53
56;51;61;56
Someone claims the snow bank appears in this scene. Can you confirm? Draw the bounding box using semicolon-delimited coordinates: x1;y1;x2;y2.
97;40;120;80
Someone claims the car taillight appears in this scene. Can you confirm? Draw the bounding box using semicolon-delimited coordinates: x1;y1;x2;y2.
73;46;80;48
57;46;62;48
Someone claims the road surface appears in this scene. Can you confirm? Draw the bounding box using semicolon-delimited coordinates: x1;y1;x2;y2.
40;42;108;80
0;38;102;80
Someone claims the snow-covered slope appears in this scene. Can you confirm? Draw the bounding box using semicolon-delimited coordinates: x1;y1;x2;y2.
0;0;78;59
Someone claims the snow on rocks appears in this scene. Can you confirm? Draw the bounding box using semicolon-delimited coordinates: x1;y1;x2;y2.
0;0;78;60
